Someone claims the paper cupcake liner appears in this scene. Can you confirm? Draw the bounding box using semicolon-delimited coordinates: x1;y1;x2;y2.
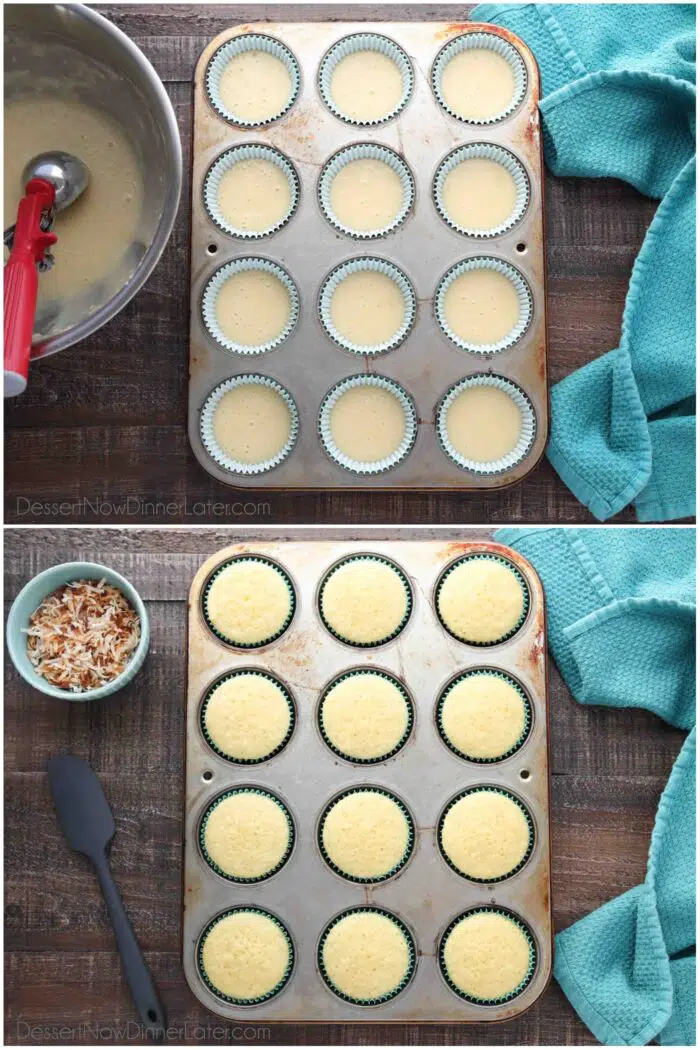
437;786;535;883
435;552;530;646
200;669;296;764
438;907;537;1005
318;553;414;646
197;906;295;1006
200;374;300;476
205;34;301;128
318;375;418;475
318;905;417;1006
433;143;530;238
199;786;295;883
435;257;533;354
318;143;415;240
203;144;300;239
202;554;297;647
436;669;532;763
432;31;528;125
202;258;299;355
319;257;416;355
318;785;416;884
318;33;413;126
436;373;537;475
318;668;414;764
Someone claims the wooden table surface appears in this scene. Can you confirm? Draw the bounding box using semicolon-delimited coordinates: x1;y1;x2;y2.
4;3;657;525
4;527;686;1045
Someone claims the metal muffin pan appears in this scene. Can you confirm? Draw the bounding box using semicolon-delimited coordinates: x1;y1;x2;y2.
189;22;548;490
183;540;552;1022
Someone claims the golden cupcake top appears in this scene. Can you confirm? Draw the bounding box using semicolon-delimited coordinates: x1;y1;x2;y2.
321;909;413;1003
440;789;531;881
201;790;292;880
204;557;293;645
320;789;412;880
200;909;291;1002
442;910;533;1002
320;671;410;761
320;557;410;645
203;672;293;761
437;556;526;644
439;672;528;760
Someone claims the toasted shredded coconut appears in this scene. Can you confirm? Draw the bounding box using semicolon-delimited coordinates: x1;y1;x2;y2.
24;578;141;692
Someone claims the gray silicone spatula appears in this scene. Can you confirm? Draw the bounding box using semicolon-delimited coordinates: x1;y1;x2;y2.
48;754;166;1038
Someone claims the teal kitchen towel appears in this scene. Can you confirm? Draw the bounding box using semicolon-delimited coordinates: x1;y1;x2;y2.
474;4;696;521
497;527;696;1045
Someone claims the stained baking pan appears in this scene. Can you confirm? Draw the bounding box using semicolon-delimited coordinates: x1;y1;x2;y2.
183;540;552;1022
188;22;548;490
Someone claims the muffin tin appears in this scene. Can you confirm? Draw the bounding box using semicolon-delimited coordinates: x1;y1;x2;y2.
183;540;552;1021
189;22;548;490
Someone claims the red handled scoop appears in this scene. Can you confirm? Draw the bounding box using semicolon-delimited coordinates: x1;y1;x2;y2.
4;151;88;397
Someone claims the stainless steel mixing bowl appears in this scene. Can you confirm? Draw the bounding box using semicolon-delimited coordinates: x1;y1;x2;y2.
4;3;182;357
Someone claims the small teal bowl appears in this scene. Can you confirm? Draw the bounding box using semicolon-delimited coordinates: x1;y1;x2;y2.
6;562;150;701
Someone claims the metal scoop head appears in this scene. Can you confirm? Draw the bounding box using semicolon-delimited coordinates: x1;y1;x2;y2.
21;150;89;210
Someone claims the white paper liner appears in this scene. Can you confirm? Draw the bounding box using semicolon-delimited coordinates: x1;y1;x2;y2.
202;257;300;355
200;374;300;475
318;143;415;240
205;33;301;128
318;32;413;126
319;257;416;356
318;374;417;475
433;143;530;238
436;373;536;475
203;144;300;239
435;256;532;354
432;31;528;125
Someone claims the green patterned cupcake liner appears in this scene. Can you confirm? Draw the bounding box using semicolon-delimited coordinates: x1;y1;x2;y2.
318;33;414;127
435;553;530;646
317;668;414;764
317;785;416;883
318;906;417;1006
432;31;528;126
437;785;535;883
438;906;537;1005
318;553;414;647
200;669;296;764
203;144;301;239
199;786;295;882
205;34;301;128
202;554;297;648
436;669;532;763
197;906;295;1006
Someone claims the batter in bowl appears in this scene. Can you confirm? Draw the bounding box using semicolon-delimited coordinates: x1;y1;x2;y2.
4;95;143;307
330;270;405;348
218;50;292;123
443;268;519;346
330;384;406;462
330;157;403;232
330;50;403;122
441;48;515;121
212;384;292;464
216;157;291;232
446;385;522;463
214;268;291;347
442;157;517;231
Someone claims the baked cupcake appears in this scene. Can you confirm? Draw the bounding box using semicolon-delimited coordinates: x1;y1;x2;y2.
438;787;533;882
203;556;296;647
319;669;413;762
201;670;295;763
319;787;414;882
437;670;530;762
319;907;416;1005
439;908;536;1004
319;555;412;646
198;907;294;1004
435;554;528;645
200;788;294;882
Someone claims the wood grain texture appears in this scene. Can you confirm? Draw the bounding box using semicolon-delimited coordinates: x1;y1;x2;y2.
4;528;686;1045
3;3;661;524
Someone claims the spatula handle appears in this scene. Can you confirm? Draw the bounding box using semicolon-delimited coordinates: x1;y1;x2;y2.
94;854;167;1037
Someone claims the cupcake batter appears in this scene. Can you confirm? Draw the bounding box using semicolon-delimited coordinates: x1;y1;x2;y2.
330;385;406;463
216;157;291;232
443;911;532;1001
443;268;520;346
212;384;292;465
441;48;516;121
202;791;291;879
214;269;291;347
4;95;142;307
201;911;290;1001
446;385;522;463
330;157;404;232
440;790;531;880
331;270;405;347
218;49;292;122
442;157;517;230
322;911;411;1002
330;50;404;121
321;790;410;879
